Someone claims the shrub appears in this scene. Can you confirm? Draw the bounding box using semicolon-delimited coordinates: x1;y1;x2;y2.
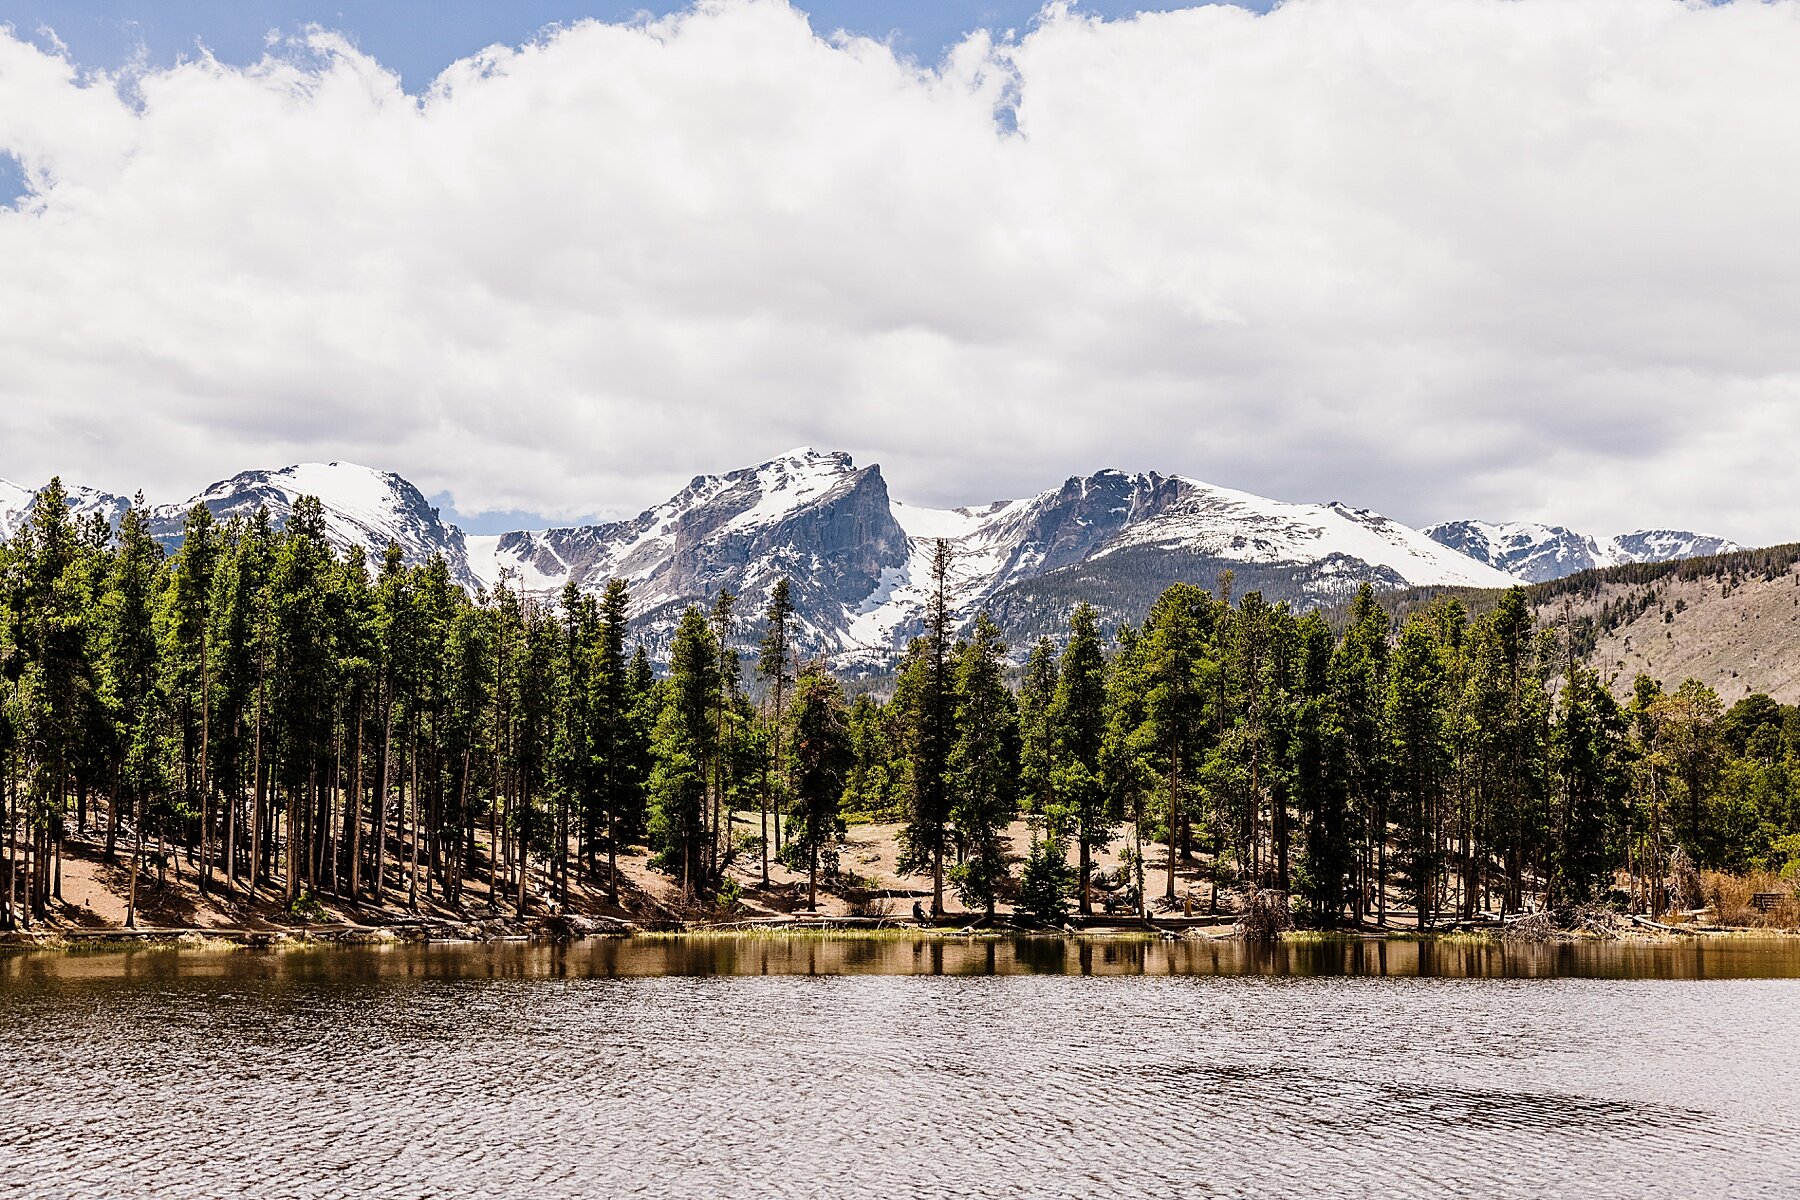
1017;838;1077;926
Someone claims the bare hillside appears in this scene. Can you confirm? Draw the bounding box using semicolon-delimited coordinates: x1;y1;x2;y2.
1531;552;1800;703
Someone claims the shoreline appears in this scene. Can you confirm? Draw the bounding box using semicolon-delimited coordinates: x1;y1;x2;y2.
6;918;1794;953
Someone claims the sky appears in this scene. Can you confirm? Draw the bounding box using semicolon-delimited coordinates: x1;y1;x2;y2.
0;0;1795;543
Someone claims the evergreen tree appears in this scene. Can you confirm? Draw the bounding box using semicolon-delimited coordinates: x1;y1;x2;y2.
649;606;717;900
897;539;957;916
842;693;899;818
1139;583;1215;903
1386;614;1448;924
786;662;852;910
591;579;637;900
100;497;164;924
1017;834;1077;926
1290;611;1352;921
757;577;795;880
1051;603;1111;915
1333;584;1389;923
947;613;1019;918
1017;635;1058;817
1549;662;1628;902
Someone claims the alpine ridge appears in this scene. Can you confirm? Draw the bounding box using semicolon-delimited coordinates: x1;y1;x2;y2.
1423;520;1741;584
0;452;1741;663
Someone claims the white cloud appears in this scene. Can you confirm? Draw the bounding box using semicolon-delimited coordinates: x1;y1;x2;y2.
1;0;1797;542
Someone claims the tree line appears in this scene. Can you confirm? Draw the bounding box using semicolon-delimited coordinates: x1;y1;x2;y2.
4;482;1798;930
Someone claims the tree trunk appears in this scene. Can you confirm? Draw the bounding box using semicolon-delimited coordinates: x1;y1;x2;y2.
1376;791;1388;927
198;623;211;898
125;792;143;929
1164;750;1180;902
105;762;120;864
250;669;265;895
348;709;364;900
408;724;421;910
1078;828;1092;916
931;845;944;918
375;686;392;901
516;793;529;918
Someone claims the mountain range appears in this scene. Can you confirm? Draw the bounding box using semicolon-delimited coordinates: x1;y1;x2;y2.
0;451;1743;661
1421;520;1740;584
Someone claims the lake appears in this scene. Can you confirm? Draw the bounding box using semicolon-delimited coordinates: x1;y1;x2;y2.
4;935;1798;1198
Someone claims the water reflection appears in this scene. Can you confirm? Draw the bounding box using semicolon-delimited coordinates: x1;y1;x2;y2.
7;933;1800;986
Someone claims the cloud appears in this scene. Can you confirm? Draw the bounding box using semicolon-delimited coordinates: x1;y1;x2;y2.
0;0;1797;542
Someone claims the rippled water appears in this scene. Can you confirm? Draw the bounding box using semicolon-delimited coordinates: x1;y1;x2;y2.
5;937;1799;1199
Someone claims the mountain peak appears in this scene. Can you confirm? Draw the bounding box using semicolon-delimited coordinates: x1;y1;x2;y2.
151;461;474;585
1424;519;1740;583
769;446;851;468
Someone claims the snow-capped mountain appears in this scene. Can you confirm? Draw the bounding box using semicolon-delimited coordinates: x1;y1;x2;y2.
0;476;131;541
1606;530;1741;565
464;449;908;651
456;451;1517;659
1423;520;1740;584
841;470;1519;658
0;478;34;541
9;449;1752;664
148;462;479;586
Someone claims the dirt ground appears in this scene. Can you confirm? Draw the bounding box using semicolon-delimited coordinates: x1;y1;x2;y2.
20;803;1265;933
22;794;1473;934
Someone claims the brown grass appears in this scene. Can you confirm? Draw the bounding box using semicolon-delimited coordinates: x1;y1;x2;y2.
1703;870;1800;930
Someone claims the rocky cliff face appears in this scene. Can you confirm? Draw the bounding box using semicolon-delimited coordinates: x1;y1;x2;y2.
467;449;909;653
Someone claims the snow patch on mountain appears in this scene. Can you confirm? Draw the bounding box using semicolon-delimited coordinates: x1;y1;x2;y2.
150;462;478;586
1103;483;1518;588
0;478;33;541
0;476;131;540
830;471;1521;659
1424;520;1742;583
1606;530;1741;565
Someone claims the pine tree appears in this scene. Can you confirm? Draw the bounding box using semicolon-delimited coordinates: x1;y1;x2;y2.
947;613;1019;918
267;497;336;905
842;693;899;818
1100;623;1155;916
1333;584;1389;923
1386;614;1448;925
1051;603;1111;915
164;505;221;895
101;497;165;925
13;480;94;922
1549;661;1627;902
1017;635;1059;818
649;606;717;900
786;662;851;910
591;579;635;900
757;578;795;882
1139;583;1214;903
897;539;957;916
1290;611;1351;921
